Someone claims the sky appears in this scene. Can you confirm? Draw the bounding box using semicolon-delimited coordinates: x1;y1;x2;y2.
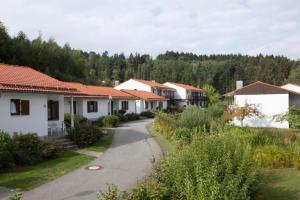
0;0;299;59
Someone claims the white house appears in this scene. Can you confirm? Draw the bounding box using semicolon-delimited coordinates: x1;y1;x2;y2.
64;82;137;121
114;79;175;102
163;82;204;107
225;81;300;128
121;89;167;114
0;64;79;137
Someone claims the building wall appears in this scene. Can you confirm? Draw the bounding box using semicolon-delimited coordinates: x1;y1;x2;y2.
0;92;64;137
163;82;187;99
114;79;152;92
234;94;289;128
117;100;136;114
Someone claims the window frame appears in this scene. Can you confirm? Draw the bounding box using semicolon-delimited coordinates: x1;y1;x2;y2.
48;100;59;121
87;101;98;113
10;99;30;116
121;101;129;111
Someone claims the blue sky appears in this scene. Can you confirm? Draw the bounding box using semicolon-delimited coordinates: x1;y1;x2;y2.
0;0;299;59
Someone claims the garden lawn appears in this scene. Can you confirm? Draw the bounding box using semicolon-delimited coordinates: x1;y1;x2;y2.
256;168;300;200
85;133;113;152
0;151;95;190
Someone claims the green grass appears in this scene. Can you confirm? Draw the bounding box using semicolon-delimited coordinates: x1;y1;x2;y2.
0;151;95;190
255;168;300;200
85;133;113;152
147;123;174;155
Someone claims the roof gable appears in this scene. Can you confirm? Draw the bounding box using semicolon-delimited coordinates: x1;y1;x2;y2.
225;81;289;96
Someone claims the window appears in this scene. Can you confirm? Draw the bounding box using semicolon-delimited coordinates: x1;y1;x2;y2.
48;100;59;120
87;101;98;113
150;101;154;109
10;99;30;116
145;101;149;109
121;101;129;111
159;101;163;109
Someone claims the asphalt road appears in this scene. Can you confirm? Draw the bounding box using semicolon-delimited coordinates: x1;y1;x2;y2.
21;119;161;200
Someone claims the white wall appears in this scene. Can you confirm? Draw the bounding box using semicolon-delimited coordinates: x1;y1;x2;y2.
0;92;64;137
114;79;152;92
82;99;109;121
163;82;187;99
117;100;136;114
233;94;289;128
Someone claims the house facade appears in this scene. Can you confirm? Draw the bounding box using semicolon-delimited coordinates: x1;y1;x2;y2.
121;89;167;114
64;82;137;120
225;81;300;128
0;64;78;137
163;82;204;107
114;79;175;101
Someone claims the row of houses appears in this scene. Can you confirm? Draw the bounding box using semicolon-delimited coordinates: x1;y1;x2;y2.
0;64;204;138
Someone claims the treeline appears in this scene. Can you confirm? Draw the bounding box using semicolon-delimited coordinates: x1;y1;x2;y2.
0;21;299;94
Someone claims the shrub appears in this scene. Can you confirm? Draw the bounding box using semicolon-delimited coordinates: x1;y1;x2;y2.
0;130;14;170
74;123;103;147
253;145;296;168
102;115;120;128
179;106;210;130
154;112;178;139
41;140;61;159
127;133;259;200
11;133;44;165
64;113;88;127
173;127;192;142
125;113;140;121
140;111;155;118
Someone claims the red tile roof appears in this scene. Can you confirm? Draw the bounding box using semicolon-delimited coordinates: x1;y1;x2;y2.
166;82;202;92
0;64;79;94
132;79;175;90
64;82;136;100
121;89;166;101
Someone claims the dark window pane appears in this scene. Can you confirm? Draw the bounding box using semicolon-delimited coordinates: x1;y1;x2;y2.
21;100;30;115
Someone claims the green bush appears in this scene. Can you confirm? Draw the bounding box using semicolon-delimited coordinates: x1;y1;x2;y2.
74;123;103;147
102;115;120;128
10;133;61;166
11;133;44;165
125;113;140;121
127;133;258;200
173;127;192;142
41;140;62;159
64;113;88;127
0;130;14;170
140;111;155;118
179;106;210;130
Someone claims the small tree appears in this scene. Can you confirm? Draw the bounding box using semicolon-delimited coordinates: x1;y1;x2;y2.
274;106;300;128
222;103;263;127
202;84;220;106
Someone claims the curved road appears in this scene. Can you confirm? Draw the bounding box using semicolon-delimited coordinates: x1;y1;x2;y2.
22;119;162;200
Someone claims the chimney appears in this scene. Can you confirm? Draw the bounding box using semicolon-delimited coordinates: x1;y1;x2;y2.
114;80;120;87
236;80;243;89
152;80;156;82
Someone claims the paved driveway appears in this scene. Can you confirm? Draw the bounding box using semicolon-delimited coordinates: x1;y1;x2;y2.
21;119;161;200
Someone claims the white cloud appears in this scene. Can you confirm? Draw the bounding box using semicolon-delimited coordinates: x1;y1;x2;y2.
0;0;299;59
